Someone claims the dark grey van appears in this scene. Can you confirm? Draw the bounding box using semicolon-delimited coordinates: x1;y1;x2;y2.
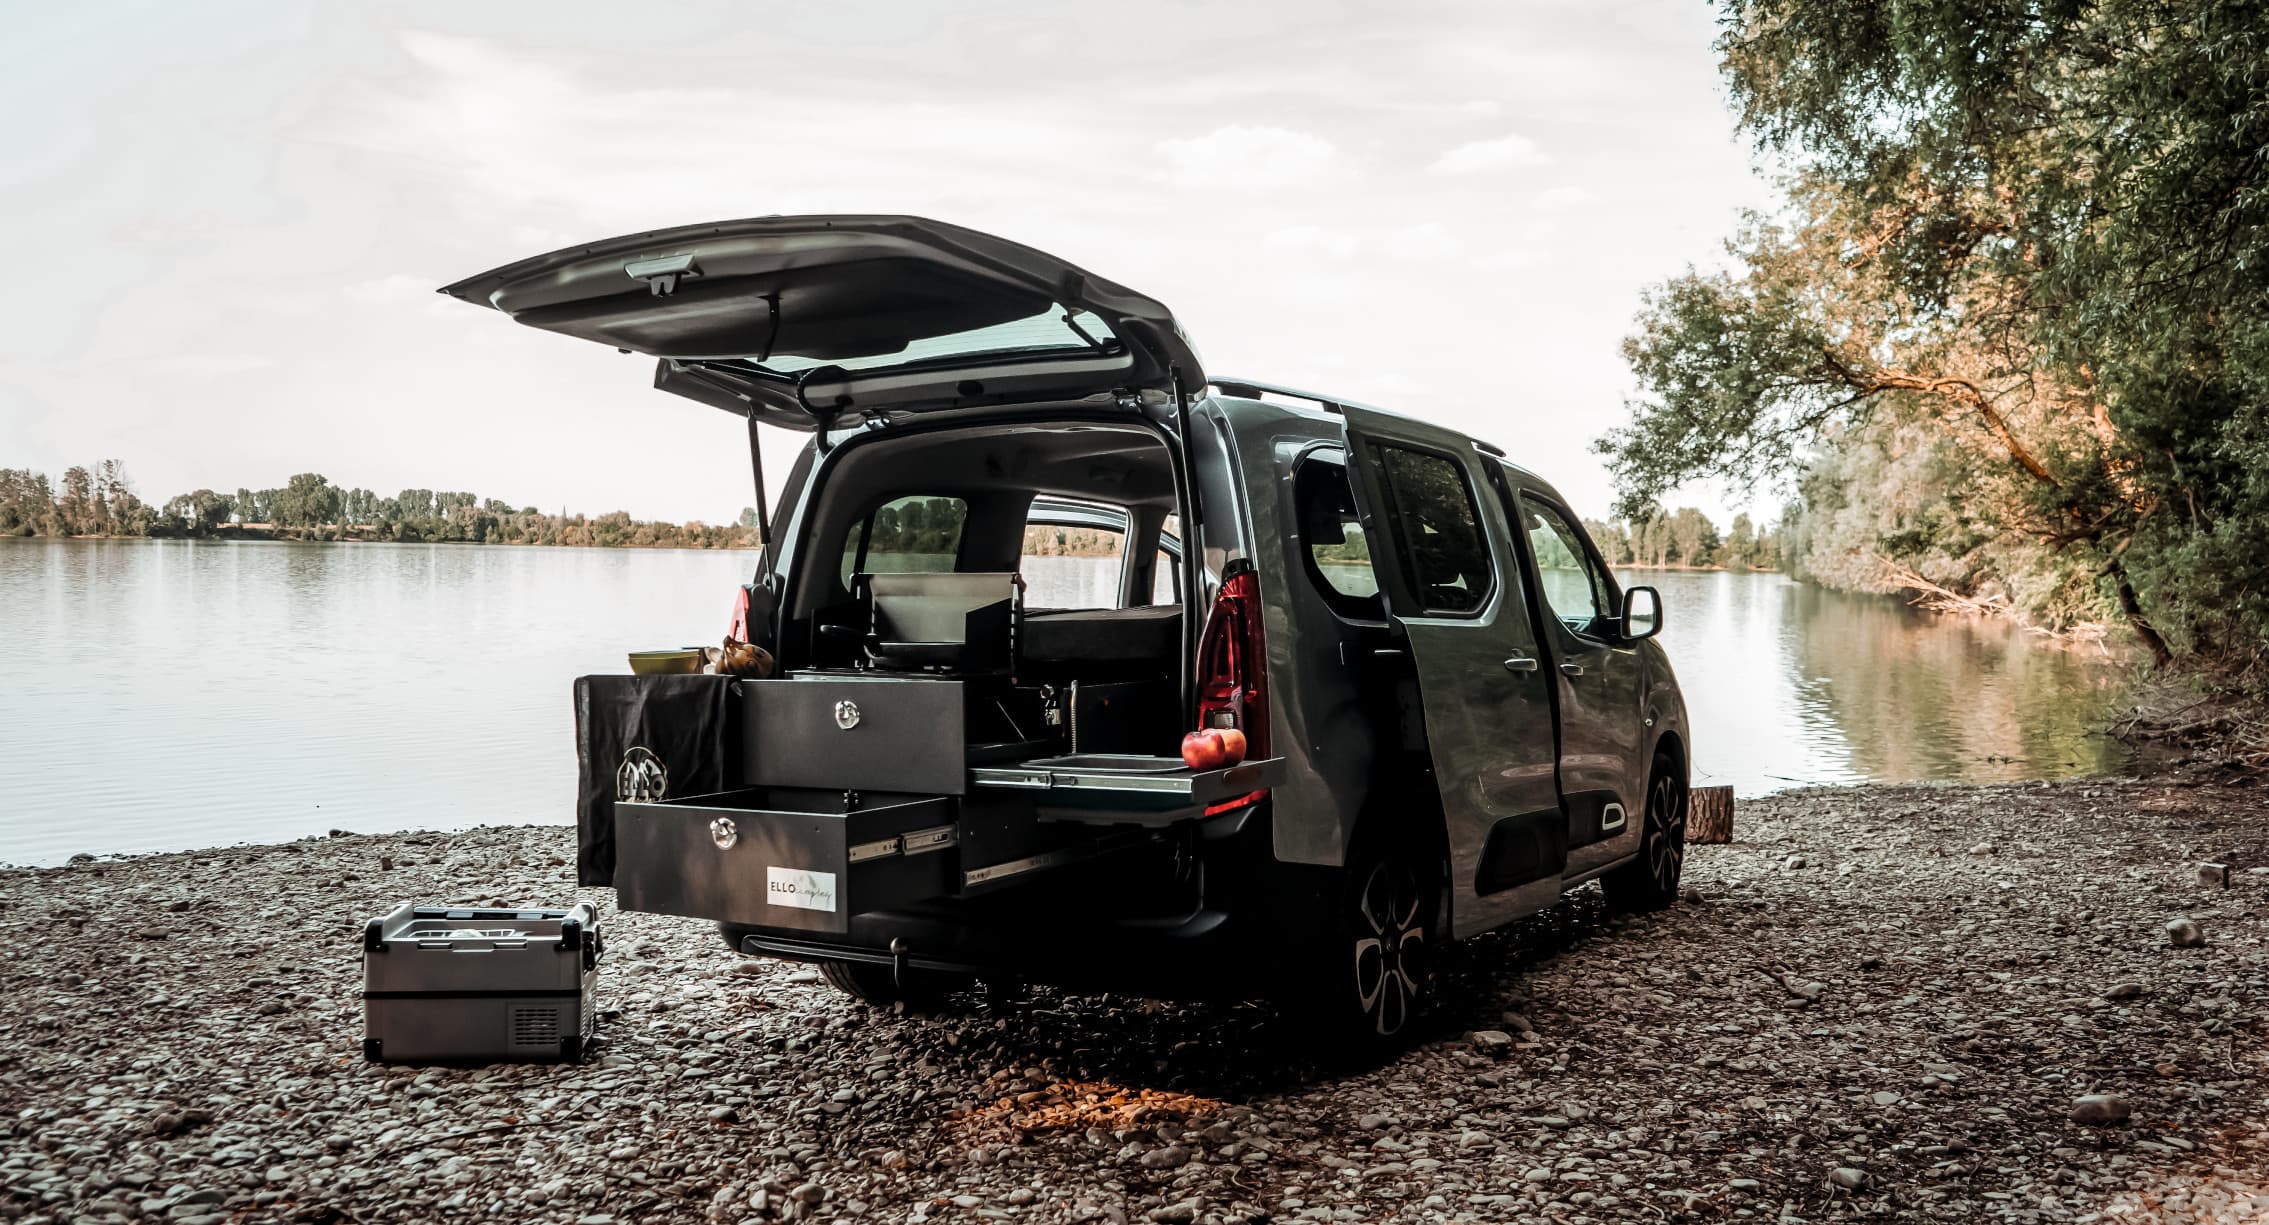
444;216;1689;1049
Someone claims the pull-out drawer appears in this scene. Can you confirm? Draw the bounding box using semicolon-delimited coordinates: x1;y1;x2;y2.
614;788;956;934
968;754;1286;827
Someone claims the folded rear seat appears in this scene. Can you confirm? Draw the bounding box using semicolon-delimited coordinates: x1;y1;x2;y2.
1021;605;1182;665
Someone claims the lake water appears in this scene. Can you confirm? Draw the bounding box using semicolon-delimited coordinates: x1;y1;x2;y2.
0;539;2140;865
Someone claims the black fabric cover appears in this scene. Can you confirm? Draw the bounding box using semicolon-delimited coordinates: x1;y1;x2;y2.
572;675;739;887
1021;606;1182;664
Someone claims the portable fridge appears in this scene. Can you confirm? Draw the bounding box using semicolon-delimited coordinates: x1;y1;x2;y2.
361;902;601;1063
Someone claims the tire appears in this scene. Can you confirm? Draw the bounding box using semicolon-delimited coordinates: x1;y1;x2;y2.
1292;834;1442;1056
1601;752;1686;912
817;959;965;1010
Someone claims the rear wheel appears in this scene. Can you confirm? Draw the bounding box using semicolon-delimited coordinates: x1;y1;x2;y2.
1292;835;1442;1056
1601;753;1685;912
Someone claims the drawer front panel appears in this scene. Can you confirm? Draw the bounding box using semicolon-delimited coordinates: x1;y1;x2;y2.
615;789;954;934
740;677;966;795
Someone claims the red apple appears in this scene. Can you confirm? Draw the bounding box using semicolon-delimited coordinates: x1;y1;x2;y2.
1181;729;1228;770
1215;727;1249;765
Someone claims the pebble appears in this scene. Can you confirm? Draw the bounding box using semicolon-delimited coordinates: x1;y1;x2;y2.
2166;917;2206;947
1140;1145;1190;1171
1469;1030;1515;1057
3;780;2263;1225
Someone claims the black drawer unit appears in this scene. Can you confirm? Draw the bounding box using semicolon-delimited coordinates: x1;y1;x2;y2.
614;788;956;934
738;675;966;794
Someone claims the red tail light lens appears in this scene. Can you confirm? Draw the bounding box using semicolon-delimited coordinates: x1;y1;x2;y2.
1195;566;1268;757
727;585;751;643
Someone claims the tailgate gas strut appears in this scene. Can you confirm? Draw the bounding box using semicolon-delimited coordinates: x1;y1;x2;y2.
1170;366;1203;719
744;408;772;547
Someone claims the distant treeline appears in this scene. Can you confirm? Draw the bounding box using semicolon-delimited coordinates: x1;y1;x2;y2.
1582;507;1785;571
0;462;761;549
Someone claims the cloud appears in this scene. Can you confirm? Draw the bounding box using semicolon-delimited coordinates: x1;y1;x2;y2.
1382;222;1460;261
1156;125;1337;188
147;354;275;378
1530;186;1595;212
1262;225;1361;258
1427;134;1549;174
344;274;439;304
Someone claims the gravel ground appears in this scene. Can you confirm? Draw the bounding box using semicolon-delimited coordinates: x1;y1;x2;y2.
4;777;2266;1225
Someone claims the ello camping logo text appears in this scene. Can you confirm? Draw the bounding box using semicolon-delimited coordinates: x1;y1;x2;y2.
767;866;839;913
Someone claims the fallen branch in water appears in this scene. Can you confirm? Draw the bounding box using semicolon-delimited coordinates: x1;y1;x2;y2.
2105;680;2269;773
1880;563;2010;618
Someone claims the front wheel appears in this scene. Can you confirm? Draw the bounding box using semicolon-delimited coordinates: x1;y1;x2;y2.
1601;752;1686;912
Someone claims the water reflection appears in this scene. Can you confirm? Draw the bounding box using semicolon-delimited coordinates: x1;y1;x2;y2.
1632;569;2136;795
0;541;2141;865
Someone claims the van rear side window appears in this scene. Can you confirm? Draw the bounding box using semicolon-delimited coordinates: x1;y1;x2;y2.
1294;456;1384;618
841;495;968;585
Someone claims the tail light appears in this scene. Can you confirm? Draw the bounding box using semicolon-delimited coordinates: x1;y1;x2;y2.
1195;564;1268;814
727;584;752;643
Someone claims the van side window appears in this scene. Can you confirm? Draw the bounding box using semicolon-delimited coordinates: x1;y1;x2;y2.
1519;497;1613;637
1293;456;1383;617
1151;548;1180;604
841;495;968;586
1021;515;1127;609
1374;447;1492;615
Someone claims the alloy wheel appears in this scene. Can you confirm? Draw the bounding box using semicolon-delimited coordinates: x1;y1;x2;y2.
1352;859;1427;1037
1645;771;1686;891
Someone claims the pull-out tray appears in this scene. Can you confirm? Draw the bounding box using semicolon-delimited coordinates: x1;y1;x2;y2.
968;754;1285;826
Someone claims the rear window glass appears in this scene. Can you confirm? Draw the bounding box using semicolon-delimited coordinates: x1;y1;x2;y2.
756;307;1117;374
843;495;967;584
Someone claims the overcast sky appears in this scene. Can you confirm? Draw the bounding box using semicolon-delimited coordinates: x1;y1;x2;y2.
0;0;1774;525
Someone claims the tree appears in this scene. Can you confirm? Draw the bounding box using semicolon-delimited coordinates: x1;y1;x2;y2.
1583;517;1631;567
1600;1;2269;671
1721;513;1757;569
272;473;342;528
56;467;95;535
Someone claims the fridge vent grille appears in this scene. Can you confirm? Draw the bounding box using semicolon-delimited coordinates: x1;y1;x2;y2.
508;1007;559;1048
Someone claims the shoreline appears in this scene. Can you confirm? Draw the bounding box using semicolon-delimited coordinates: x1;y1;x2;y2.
0;533;1131;559
5;776;2264;1223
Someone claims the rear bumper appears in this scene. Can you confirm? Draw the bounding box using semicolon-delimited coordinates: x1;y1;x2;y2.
736;901;1254;998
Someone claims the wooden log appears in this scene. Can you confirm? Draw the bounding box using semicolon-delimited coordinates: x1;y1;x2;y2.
1686;785;1735;844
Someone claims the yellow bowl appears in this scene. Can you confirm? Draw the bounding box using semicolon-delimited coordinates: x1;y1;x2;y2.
627;649;705;676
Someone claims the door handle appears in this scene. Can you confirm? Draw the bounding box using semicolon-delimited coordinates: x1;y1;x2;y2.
1503;655;1538;674
1559;662;1586;678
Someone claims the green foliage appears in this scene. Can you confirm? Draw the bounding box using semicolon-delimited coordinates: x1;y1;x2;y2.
0;461;763;551
1583;506;1784;570
868;497;967;557
1604;0;2269;677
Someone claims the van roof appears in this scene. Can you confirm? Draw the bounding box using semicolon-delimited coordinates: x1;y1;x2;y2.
1205;379;1556;497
